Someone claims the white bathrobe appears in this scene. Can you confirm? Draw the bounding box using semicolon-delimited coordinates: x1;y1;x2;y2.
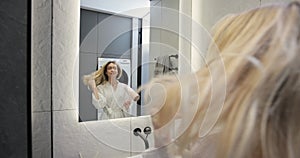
92;81;139;120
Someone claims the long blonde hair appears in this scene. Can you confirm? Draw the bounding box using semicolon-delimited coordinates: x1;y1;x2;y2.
83;61;122;86
142;1;300;158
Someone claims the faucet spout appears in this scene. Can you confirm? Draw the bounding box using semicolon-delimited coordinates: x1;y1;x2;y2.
133;128;150;149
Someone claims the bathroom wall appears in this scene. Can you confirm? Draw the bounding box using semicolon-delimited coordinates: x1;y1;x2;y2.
32;0;52;157
31;0;294;157
149;0;180;79
178;0;192;74
32;0;154;157
178;0;293;73
188;0;260;72
262;0;293;4
194;0;293;33
0;1;30;157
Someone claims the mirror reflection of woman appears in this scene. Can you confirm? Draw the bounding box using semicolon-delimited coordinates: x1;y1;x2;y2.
83;61;140;120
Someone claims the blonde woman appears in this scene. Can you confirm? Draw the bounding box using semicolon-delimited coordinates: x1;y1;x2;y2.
140;1;300;158
83;61;139;120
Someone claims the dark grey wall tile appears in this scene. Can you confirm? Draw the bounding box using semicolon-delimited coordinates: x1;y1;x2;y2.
0;114;28;157
80;9;98;54
79;52;97;121
0;0;29;157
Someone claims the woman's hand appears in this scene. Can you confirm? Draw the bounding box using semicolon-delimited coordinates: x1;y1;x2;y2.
133;95;140;101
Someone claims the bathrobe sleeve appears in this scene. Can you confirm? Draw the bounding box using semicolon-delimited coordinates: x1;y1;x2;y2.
92;85;107;109
125;85;139;101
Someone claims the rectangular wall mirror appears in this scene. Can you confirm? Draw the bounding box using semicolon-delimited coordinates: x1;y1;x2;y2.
79;6;143;121
79;0;179;122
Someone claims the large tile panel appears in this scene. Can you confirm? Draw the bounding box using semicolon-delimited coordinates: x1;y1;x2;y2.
0;0;29;157
52;0;80;111
84;118;132;152
200;0;260;30
32;112;51;158
32;0;52;112
0;114;28;157
261;0;293;5
53;110;131;158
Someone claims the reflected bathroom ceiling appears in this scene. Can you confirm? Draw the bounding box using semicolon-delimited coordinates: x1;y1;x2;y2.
81;0;150;18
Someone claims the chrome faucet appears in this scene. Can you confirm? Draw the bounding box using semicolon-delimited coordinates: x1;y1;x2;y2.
133;126;152;149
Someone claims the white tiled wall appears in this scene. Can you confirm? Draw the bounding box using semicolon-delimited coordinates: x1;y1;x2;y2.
32;0;52;157
32;0;52;112
262;0;293;5
52;110;154;157
32;112;51;158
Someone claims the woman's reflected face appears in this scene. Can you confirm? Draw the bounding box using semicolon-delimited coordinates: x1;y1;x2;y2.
106;63;118;79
